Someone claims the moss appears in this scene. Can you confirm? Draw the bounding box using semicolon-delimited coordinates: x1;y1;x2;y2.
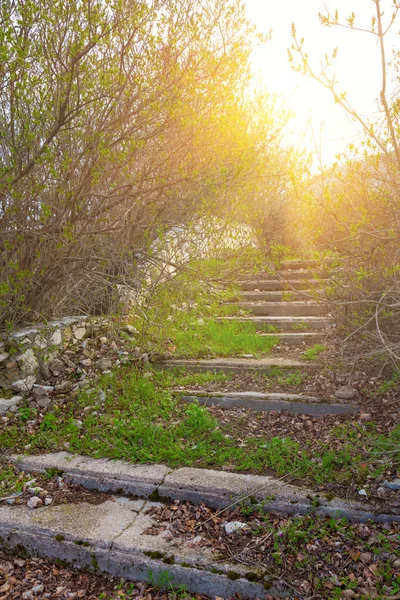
144;550;165;559
54;558;71;568
91;557;99;569
74;540;90;547
324;492;335;501
211;567;224;575
55;534;65;542
12;544;28;559
181;562;191;568
163;555;175;565
227;571;241;580
148;489;161;502
245;572;260;582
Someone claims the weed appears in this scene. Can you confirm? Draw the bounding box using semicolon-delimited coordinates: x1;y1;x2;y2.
302;344;327;360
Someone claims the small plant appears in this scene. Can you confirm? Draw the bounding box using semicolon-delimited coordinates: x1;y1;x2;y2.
302;344;327;360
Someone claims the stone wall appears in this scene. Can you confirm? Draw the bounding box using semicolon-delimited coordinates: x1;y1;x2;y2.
0;317;87;394
0;316;142;418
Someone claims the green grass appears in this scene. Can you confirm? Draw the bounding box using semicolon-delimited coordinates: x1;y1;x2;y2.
2;367;398;488
302;344;327;360
171;319;279;358
0;464;30;496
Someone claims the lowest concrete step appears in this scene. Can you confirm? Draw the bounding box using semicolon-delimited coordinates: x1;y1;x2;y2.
233;301;329;317
154;357;311;374
5;452;398;599
176;390;357;416
240;278;323;291
0;496;266;599
218;316;331;331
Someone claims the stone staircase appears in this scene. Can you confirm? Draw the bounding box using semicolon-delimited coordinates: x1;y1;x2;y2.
222;258;331;346
4;261;398;599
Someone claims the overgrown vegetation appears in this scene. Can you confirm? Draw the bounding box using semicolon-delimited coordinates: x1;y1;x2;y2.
288;1;400;369
1;367;398;493
0;0;297;326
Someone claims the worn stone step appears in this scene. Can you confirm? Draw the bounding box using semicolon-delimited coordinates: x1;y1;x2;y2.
257;331;326;345
234;301;329;317
0;495;267;599
218;316;331;331
154;357;313;374
5;454;397;598
238;290;326;302
280;259;321;270
237;269;328;282
240;278;322;291
11;453;398;523
176;391;357;416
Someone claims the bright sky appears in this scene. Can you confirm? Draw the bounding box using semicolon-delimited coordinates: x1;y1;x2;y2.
245;0;399;164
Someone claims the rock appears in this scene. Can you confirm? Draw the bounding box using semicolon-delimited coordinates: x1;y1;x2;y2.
360;552;372;564
49;358;65;374
0;352;9;364
96;357;112;371
27;496;43;509
28;486;45;495
334;386;358;400
32;386;52;408
62;355;77;369
11;375;36;392
44;496;53;506
98;390;106;402
383;479;400;491
81;358;92;367
17;349;38;376
358;488;368;497
49;328;62;346
224;521;248;534
99;336;108;344
122;324;138;335
73;326;86;341
0;396;22;415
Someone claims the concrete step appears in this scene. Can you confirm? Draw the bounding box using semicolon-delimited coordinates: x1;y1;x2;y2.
238;269;328;282
280;259;320;270
154;357;311;374
180;391;357;416
12;453;397;522
5;453;397;598
235;301;329;317
218;316;331;331
238;290;326;302
258;331;326;345
240;278;322;291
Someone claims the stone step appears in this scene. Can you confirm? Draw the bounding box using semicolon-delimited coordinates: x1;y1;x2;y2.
218;316;331;331
5;453;397;598
238;290;326;302
0;494;267;599
237;269;328;282
154;357;312;374
258;331;326;345
11;453;397;522
234;301;329;317
240;279;322;291
176;391;357;416
280;259;321;270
